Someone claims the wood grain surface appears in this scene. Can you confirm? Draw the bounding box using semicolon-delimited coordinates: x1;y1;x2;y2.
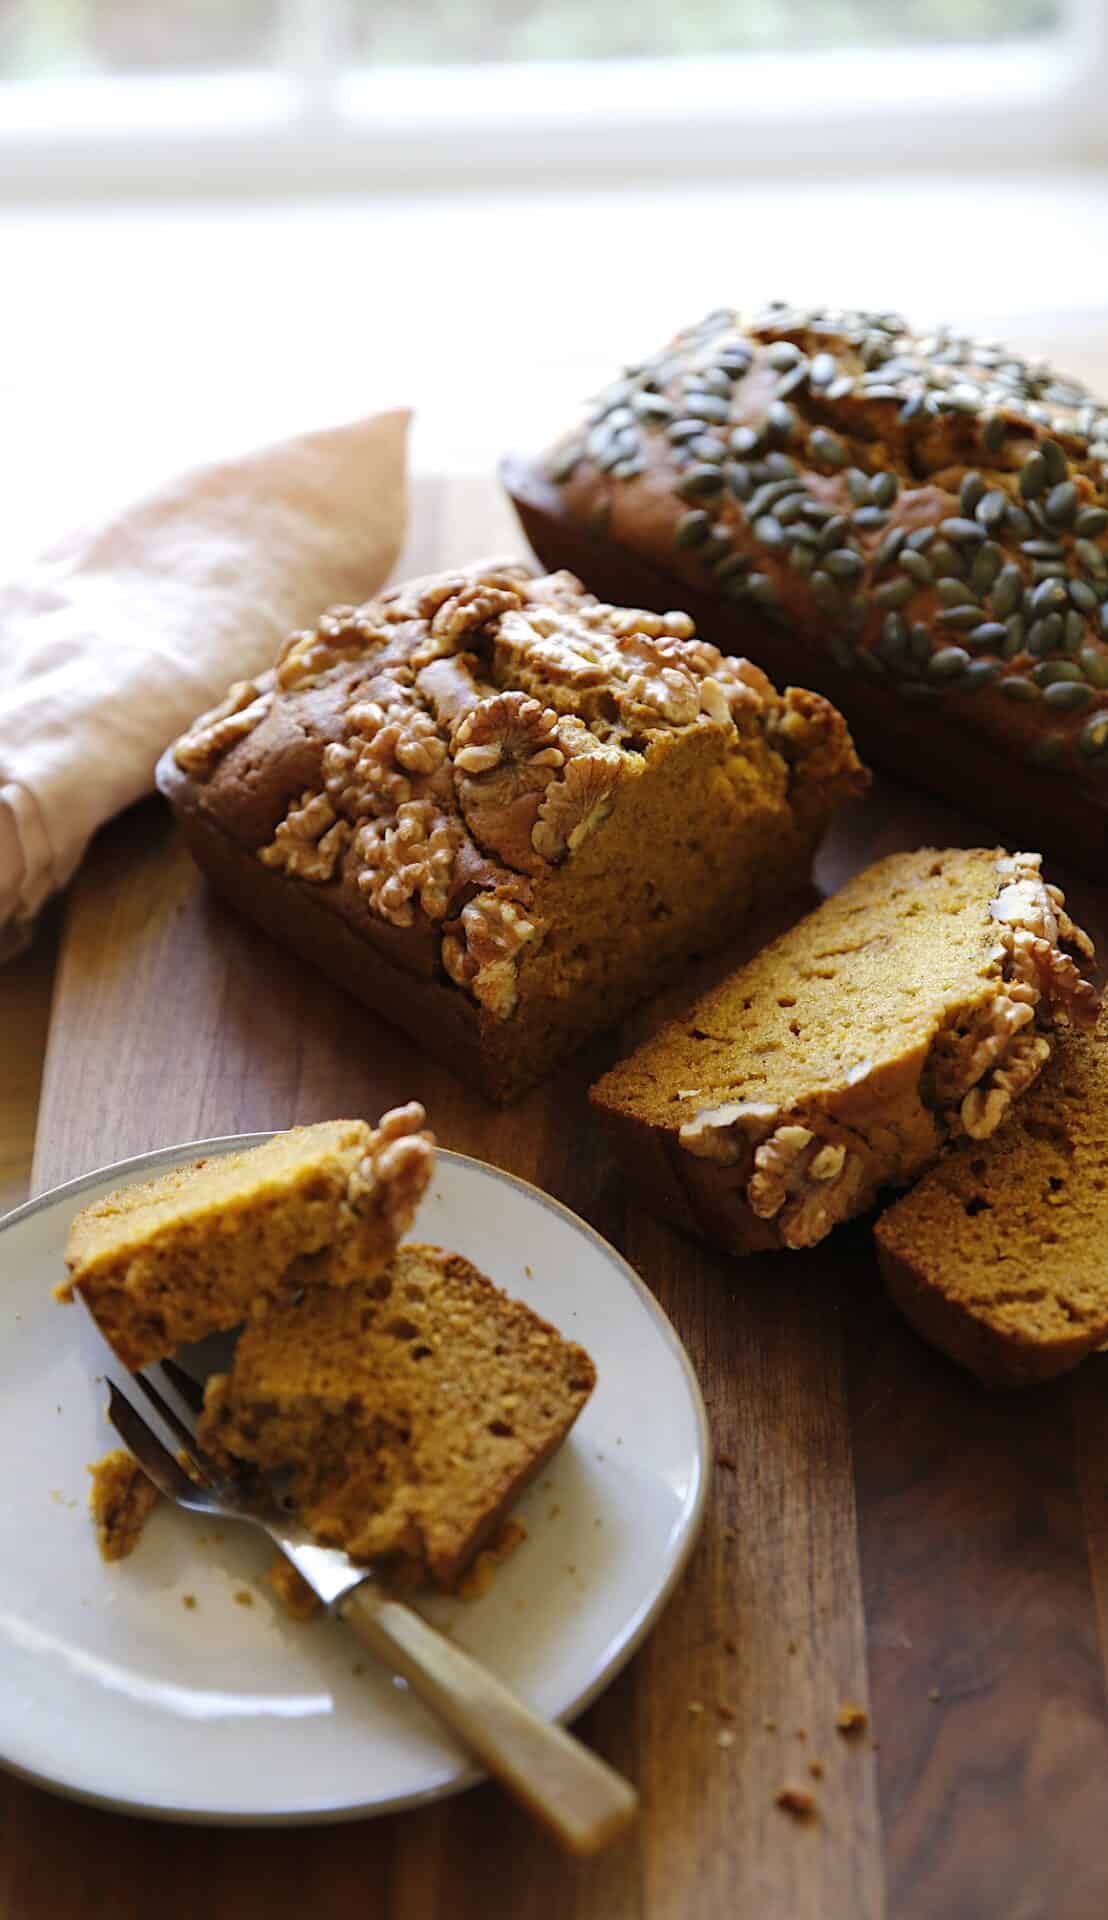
5;475;1108;1920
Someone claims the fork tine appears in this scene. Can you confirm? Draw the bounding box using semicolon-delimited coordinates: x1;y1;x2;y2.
106;1380;200;1502
159;1356;207;1416
130;1365;202;1456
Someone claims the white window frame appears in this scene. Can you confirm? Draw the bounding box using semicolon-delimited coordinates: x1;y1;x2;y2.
0;0;1105;194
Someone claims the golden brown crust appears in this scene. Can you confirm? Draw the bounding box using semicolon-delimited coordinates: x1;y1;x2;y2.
159;563;866;1102
592;847;1098;1255
875;1014;1108;1386
503;303;1108;877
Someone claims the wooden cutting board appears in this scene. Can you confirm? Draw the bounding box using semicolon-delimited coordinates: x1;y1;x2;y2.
9;475;1108;1920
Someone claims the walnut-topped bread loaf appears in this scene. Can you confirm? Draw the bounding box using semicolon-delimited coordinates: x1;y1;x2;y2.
875;1015;1108;1387
590;848;1099;1255
503;304;1108;874
60;1112;433;1370
157;563;866;1102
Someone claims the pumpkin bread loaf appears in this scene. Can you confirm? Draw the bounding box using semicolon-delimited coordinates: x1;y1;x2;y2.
591;849;1098;1255
60;1112;433;1370
157;563;866;1103
197;1244;596;1589
503;304;1108;875
876;1016;1108;1387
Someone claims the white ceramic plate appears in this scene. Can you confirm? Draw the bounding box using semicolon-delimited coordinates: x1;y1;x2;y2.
0;1139;709;1825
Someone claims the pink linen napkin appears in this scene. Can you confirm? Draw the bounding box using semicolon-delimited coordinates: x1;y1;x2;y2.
0;408;410;960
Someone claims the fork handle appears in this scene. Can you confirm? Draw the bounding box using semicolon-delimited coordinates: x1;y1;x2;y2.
338;1582;638;1855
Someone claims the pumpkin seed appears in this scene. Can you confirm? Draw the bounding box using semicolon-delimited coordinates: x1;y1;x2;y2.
971;543;1004;593
1033;660;1084;686
808;427;846;469
668;419;706;444
633;393;674;421
1076;538;1108;577
939;517;987;545
754;515;786;549
729;425;762;456
810;570;842;615
1006;504;1034;538
726;463;753;501
1069;578;1099;614
714;552;750;582
548;445;582;484
961;659;999;693
1063;610;1086;653
1000;674;1040;702
612;457;645;480
748;572;782;610
1078;712;1108;755
1030;578;1068;616
1022;539;1064;559
981;414;1007;454
928;646;971;680
846;468;871;505
871;471;899;508
688;434;728;463
967;622;1008;651
766;401;795;438
874;577;914;610
791;544;816;576
937;577;978;608
909;622;933;665
852;506;889;531
823;548;863;580
900;549;934;585
960;472;987;515
906;526;936;551
1041;438;1068;484
676;466;725;501
1019;451;1048;498
675;509;712;549
1075;506;1108;537
990;565;1024;618
878;613;909;659
1043;680;1094;711
975;489;1009;531
1045;480;1078;525
1079;646;1108;688
1003;614;1026;657
1027;613;1064;655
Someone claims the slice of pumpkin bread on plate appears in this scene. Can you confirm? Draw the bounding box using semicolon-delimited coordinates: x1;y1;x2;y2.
590;848;1098;1255
58;1110;433;1370
197;1243;597;1590
876;1015;1108;1386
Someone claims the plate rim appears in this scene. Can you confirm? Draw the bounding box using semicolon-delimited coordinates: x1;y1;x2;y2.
0;1133;711;1827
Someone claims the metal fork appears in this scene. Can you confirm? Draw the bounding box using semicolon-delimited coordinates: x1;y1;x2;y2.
108;1363;637;1855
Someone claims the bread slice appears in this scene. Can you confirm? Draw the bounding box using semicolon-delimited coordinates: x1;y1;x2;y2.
591;848;1098;1254
875;1016;1108;1386
198;1244;597;1589
59;1111;433;1369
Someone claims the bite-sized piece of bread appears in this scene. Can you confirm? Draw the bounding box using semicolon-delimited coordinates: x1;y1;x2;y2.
59;1111;433;1370
876;1016;1108;1386
157;563;866;1103
198;1244;597;1589
591;848;1098;1255
503;303;1108;876
87;1449;160;1561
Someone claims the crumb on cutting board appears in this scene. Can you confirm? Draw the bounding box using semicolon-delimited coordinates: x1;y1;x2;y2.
87;1450;160;1562
836;1700;868;1735
776;1784;818;1819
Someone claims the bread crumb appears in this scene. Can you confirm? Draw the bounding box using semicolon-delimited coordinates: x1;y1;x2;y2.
456;1519;527;1600
723;1636;737;1654
688;1700;704;1715
718;1730;735;1749
776;1785;817;1819
716;1452;737;1471
763;1717;777;1732
266;1554;322;1622
787;1640;797;1654
352;1662;366;1677
87;1451;160;1562
716;1704;735;1720
182;1594;197;1610
928;1687;942;1703
233;1588;254;1607
524;1265;532;1278
795;1728;808;1741
809;1760;824;1780
836;1701;868;1735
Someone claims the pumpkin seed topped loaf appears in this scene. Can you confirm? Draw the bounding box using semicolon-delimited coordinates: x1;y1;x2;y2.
59;1111;433;1370
503;304;1108;874
197;1245;597;1589
157;563;866;1103
591;848;1098;1255
875;1015;1108;1387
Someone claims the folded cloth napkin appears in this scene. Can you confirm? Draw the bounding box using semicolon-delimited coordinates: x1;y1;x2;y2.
0;407;410;960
